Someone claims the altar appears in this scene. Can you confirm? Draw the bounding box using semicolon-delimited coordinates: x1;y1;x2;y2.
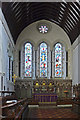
33;93;57;103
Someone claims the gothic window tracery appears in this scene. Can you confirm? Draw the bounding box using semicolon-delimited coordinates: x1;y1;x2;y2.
39;26;48;33
25;43;32;77
40;42;47;77
23;42;67;79
55;43;62;77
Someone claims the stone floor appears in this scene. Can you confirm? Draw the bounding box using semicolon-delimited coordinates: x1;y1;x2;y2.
26;107;80;120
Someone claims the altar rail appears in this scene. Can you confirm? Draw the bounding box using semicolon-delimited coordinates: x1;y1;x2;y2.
33;93;57;103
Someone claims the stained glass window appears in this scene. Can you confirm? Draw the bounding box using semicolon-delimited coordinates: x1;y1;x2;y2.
39;26;48;33
55;43;62;77
40;43;47;77
25;43;32;77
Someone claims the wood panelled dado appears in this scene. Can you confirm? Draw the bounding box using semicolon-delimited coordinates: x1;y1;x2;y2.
33;79;72;99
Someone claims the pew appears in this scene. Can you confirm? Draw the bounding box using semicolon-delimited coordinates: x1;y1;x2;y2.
57;97;73;108
0;97;2;120
1;98;28;120
0;91;28;119
0;91;16;106
0;91;15;97
0;91;16;119
2;95;17;106
72;98;80;114
57;98;73;105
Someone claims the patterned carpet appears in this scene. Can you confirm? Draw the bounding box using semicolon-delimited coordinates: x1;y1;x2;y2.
27;107;80;120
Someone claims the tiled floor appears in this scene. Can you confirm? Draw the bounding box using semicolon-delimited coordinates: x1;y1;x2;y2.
27;107;80;120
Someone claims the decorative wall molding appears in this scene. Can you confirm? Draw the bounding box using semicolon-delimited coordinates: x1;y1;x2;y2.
37;21;52;34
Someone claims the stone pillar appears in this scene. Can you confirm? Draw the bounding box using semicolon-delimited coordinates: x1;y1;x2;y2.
0;74;3;95
21;47;23;78
0;20;2;92
78;37;80;84
47;46;51;79
33;47;35;79
52;50;54;78
35;50;37;78
14;49;18;77
78;36;80;102
10;57;12;81
0;12;2;118
51;50;52;78
62;47;66;79
36;49;39;77
68;49;72;79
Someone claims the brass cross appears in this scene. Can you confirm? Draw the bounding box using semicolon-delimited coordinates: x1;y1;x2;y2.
12;74;17;84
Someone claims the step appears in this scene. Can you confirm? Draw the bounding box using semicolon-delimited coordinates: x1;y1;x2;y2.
39;102;57;106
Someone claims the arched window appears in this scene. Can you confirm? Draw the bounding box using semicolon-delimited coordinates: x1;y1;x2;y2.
25;43;32;77
55;43;62;77
40;43;47;77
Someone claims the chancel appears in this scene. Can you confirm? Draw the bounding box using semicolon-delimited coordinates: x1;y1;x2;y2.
0;1;80;119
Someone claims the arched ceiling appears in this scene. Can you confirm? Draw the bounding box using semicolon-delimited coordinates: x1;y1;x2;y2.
2;2;80;44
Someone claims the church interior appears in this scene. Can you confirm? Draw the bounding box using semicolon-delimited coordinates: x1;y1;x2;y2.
0;1;80;120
